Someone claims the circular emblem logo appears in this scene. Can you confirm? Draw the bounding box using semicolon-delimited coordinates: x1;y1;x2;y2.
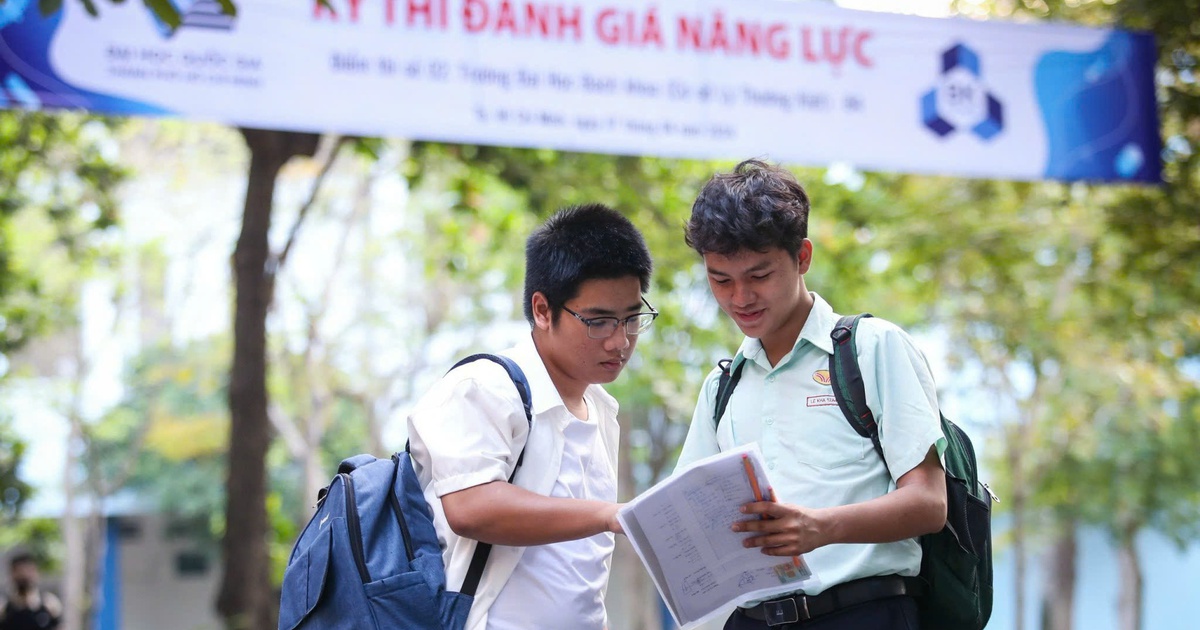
812;370;831;385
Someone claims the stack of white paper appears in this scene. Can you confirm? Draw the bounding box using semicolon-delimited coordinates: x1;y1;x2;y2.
618;444;821;629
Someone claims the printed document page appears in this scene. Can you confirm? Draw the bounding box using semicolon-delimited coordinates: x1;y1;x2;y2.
618;444;820;629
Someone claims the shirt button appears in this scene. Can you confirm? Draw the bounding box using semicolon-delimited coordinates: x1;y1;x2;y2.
765;417;774;425
768;462;777;470
767;374;777;383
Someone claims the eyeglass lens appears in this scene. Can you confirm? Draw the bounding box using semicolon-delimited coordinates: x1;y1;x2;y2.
587;314;655;338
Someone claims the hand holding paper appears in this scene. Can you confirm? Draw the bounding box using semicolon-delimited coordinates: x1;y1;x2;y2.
733;488;831;560
738;456;804;568
617;444;819;629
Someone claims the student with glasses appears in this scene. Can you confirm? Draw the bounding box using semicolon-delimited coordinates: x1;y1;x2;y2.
408;204;656;630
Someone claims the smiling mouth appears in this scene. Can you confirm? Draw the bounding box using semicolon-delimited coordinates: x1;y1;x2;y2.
734;309;764;323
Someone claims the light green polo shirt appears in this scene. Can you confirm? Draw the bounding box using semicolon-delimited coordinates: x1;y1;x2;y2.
675;292;946;597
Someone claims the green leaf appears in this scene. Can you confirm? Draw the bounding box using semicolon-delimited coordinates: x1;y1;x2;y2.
214;0;236;17
143;0;180;29
37;0;62;17
80;0;97;17
351;137;384;161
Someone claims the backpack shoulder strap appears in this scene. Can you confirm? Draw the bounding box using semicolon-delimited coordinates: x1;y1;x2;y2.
449;353;533;471
406;353;533;463
829;314;886;463
443;353;533;598
712;357;745;429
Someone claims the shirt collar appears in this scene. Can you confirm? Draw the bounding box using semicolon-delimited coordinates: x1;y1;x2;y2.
731;292;838;370
508;334;619;419
7;589;42;610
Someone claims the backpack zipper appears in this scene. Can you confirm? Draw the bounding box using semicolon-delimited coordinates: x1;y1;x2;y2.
388;454;416;563
340;473;372;583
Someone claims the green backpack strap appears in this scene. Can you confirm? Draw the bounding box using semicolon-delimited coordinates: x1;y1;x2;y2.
828;314;885;462
712;357;745;429
832;314;996;630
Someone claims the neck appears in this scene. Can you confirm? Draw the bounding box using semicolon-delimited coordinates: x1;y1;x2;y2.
761;289;814;366
531;332;588;413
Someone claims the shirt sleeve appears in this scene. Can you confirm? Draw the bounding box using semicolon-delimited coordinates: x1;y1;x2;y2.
408;362;531;498
44;592;63;619
858;319;947;481
674;366;724;472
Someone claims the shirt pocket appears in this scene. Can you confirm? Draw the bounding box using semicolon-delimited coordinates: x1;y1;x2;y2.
778;407;869;470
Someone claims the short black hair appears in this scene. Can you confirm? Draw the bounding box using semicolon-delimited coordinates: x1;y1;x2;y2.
685;159;810;257
523;204;652;323
9;551;36;570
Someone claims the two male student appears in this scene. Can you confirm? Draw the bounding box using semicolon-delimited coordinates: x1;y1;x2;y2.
411;160;946;630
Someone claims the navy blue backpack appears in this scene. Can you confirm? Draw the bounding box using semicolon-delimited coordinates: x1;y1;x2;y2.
278;354;532;630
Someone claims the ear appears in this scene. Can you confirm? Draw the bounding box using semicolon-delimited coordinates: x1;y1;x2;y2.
531;291;554;331
797;239;813;274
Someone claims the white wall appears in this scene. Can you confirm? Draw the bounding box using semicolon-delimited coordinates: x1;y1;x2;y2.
115;514;221;630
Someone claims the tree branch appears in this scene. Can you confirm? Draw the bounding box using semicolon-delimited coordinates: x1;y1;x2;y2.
268;403;307;459
275;134;347;271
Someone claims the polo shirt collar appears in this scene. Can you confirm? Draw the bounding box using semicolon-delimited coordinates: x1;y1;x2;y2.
798;292;838;356
509;334;619;418
731;292;838;370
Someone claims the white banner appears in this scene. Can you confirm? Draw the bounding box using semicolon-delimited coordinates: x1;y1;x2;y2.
0;0;1160;182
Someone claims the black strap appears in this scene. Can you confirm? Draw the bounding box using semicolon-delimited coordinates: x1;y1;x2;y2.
448;354;534;470
712;357;745;428
829;314;885;463
427;353;534;597
714;316;883;464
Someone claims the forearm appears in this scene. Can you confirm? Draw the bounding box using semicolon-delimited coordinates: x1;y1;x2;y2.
814;482;945;546
817;449;947;545
442;481;620;546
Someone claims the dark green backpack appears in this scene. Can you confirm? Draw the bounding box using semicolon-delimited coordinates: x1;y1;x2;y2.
713;313;994;630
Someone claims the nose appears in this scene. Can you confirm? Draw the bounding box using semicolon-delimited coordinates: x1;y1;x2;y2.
603;326;632;352
730;281;753;308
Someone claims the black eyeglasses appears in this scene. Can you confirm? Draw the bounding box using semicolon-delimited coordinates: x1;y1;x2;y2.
562;296;659;339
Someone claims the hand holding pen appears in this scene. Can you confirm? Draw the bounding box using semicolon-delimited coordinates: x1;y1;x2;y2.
739;455;803;568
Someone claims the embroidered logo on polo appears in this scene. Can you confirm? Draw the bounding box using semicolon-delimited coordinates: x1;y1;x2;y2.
812;370;831;385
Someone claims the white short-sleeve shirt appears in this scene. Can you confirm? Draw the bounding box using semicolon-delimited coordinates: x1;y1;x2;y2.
675;293;946;596
407;335;621;630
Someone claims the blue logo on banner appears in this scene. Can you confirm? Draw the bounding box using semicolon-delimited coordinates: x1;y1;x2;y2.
0;0;167;114
921;43;1004;141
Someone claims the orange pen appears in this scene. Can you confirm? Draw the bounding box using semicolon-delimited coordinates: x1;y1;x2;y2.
741;454;765;505
741;457;803;568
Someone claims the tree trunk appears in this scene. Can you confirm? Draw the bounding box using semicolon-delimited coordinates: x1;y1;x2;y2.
1040;523;1076;630
609;415;663;630
62;328;91;630
302;362;329;520
85;510;108;630
217;128;318;630
1116;531;1142;630
1008;423;1027;630
62;416;85;630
